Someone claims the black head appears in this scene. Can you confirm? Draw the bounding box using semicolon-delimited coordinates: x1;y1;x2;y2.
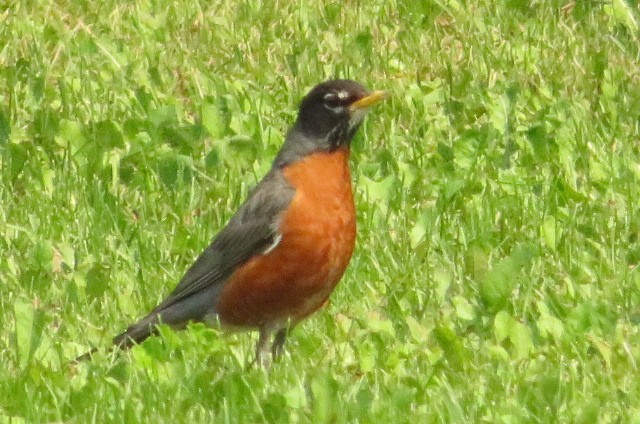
274;80;387;167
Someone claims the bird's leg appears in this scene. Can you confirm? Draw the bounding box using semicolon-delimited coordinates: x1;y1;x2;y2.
271;328;288;360
253;327;272;367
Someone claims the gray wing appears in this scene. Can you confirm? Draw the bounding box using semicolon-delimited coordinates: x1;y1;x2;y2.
113;169;295;347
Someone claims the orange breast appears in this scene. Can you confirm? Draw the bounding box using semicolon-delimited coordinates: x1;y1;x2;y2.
215;148;356;328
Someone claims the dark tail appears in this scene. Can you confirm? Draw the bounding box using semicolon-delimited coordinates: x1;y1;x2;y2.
111;315;160;348
72;314;161;364
72;346;100;363
71;292;213;363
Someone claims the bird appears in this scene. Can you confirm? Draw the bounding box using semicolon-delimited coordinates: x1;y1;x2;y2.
79;79;387;365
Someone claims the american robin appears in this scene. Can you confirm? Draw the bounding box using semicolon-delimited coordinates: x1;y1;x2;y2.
82;80;386;365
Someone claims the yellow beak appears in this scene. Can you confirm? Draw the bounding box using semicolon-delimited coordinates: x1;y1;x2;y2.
349;90;389;111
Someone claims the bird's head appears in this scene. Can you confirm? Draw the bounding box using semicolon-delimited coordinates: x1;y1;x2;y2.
296;79;387;149
275;80;387;167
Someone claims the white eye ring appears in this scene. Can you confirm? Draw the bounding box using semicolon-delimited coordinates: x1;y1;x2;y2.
323;91;347;113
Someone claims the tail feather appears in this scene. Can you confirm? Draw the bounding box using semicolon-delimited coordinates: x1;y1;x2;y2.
112;314;161;348
72;286;218;363
72;346;100;363
72;314;160;364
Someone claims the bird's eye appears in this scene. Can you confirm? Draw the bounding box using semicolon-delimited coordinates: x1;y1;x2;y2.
323;92;341;109
323;91;349;112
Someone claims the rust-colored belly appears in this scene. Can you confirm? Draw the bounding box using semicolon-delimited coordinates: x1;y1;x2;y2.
216;148;356;328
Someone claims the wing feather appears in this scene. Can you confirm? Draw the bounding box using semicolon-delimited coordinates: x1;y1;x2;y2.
154;169;295;313
113;170;295;346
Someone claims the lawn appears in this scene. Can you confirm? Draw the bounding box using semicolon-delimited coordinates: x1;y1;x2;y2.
2;0;640;422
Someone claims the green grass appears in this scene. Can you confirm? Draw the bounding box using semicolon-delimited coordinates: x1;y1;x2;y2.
2;0;640;422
